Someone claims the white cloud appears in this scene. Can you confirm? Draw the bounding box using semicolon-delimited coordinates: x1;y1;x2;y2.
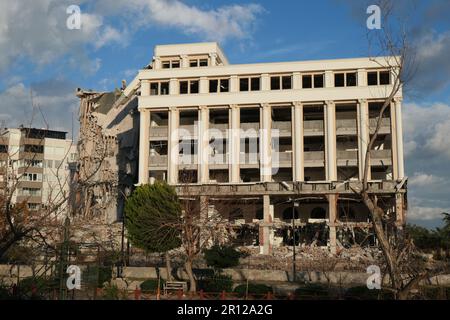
408;205;449;221
95;0;264;42
409;172;441;187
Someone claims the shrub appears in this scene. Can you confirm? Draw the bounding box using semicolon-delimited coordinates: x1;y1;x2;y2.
234;284;273;298
140;279;165;292
83;265;113;288
198;274;233;293
17;276;57;300
0;285;13;300
294;283;331;299
102;283;127;300
204;246;242;270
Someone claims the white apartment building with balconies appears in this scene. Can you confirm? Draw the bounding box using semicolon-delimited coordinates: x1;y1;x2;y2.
134;42;406;254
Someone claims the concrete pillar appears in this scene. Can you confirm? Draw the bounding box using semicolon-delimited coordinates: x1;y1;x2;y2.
199;106;209;184
293;72;301;90
395;192;405;227
325;71;334;88
168;107;179;184
199;77;208;94
180;55;189;68
230;105;240;183
325;101;337;181
358;99;370;180
261;74;270;91
293;102;304;181
169;79;178;95
394;98;405;179
357;69;367;86
138;109;150;184
260;104;272;182
230;75;238;93
390;102;399;179
209;53;217;66
328;194;337;254
141;80;150;96
259;195;273;255
153;57;161;69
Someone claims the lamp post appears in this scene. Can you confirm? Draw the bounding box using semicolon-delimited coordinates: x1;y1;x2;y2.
292;200;299;282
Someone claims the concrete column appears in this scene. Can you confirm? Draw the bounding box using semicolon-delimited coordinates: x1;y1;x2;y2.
394;98;405;179
261;74;270;91
390;102;399;179
141;80;150;96
357;69;367;86
358;99;370;180
293;72;301;90
180;55;189;68
293;102;304;181
325;101;337;181
168;107;179;184
325;71;334;88
199;106;209;184
395;192;405;227
260;104;272;182
153;57;161;69
199;77;208;94
328;194;337;254
138;109;150;184
209;52;217;66
169;79;178;95
259;195;273;255
230;75;239;93
229;105;240;183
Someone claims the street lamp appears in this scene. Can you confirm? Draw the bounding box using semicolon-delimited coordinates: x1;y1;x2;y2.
291;199;299;282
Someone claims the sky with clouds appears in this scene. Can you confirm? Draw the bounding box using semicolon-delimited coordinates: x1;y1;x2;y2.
0;0;449;228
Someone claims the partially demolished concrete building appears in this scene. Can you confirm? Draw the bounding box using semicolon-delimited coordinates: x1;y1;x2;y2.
76;42;407;255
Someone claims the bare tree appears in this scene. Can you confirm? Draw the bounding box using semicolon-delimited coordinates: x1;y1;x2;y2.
355;0;446;299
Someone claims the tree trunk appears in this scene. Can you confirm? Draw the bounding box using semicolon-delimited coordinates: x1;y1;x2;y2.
185;259;196;292
165;251;173;282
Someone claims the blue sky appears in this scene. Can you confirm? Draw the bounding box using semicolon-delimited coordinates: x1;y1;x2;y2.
0;0;449;228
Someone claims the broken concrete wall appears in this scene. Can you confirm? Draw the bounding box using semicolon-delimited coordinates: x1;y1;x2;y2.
73;83;140;224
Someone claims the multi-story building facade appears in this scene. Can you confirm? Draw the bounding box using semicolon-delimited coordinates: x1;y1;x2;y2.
0;127;77;215
134;42;407;255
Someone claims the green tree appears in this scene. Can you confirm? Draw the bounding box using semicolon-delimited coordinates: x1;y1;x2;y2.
125;182;182;281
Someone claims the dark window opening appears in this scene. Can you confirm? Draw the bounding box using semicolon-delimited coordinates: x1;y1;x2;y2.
346;72;357;86
180;81;188;94
220;79;229;92
172;61;180;68
380;71;390;85
160;82;169;95
189;60;198;67
271;76;280;90
368;72;378;86
335;73;345;87
162;62;170;69
282;207;299;220
314;74;324;88
150;83;158;95
302;75;312;88
199;59;208;67
251;77;260;91
240;78;249;91
190;80;199;94
282;76;292;89
209;80;218;93
311;207;326;219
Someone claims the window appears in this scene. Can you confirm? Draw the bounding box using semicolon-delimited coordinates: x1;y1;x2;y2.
240;78;249;91
180;80;199;94
240;77;260;91
189;60;198;67
334;72;357;87
302;75;312;88
379;71;390;85
209;79;229;93
303;74;324;88
368;70;391;86
199;59;208;67
150;82;170;95
172;61;180;68
162;61;170;69
161;60;180;69
189;58;208;67
271;75;292;90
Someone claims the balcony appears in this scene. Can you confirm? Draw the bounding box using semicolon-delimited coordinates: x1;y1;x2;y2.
369;118;391;135
241;123;260;132
179;125;196;138
336;119;357;135
149;126;168;139
240;153;259;167
209;153;228;169
304;151;325;167
209;123;228;133
149;154;167;168
370;149;392;165
337;150;358;166
179;154;198;167
272;152;292;167
272;121;292;136
304;120;324;136
16;195;42;204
